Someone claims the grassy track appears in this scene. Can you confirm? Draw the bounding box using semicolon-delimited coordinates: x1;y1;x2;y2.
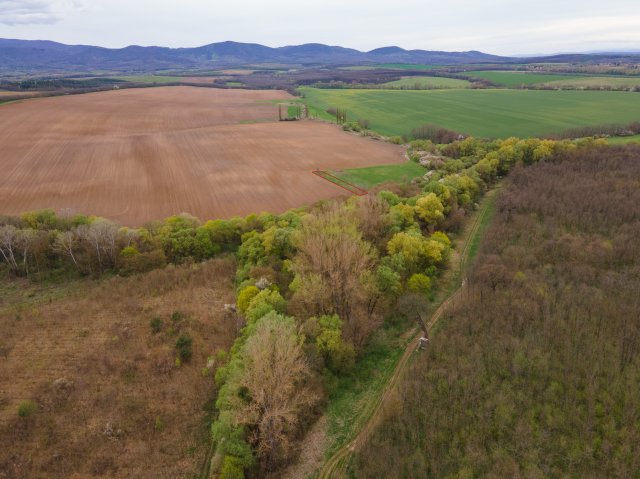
381;76;470;89
329;162;425;189
465;70;583;87
300;87;640;138
317;188;500;479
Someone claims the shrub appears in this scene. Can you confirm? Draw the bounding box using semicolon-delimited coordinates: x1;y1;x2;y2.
176;335;193;362
358;118;371;129
237;285;260;314
118;249;167;275
154;416;165;432
18;400;36;417
412;124;464;144
171;311;184;322
219;456;245;479
150;317;163;333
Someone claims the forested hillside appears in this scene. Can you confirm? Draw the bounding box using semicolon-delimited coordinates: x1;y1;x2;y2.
354;145;640;478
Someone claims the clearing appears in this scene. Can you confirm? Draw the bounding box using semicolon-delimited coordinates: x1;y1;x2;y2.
380;76;470;89
0;86;404;226
301;87;640;138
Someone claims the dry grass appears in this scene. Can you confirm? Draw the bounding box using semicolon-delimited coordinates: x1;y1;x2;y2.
0;258;237;478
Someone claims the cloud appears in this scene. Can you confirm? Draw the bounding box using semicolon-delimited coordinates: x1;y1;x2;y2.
0;0;82;25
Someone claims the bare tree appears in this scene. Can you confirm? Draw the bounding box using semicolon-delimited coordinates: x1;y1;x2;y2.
53;231;80;271
235;313;316;472
0;225;19;273
291;203;379;347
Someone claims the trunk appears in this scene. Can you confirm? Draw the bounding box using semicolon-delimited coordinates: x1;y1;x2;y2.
416;312;428;337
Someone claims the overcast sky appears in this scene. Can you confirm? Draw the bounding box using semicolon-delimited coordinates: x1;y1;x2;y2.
0;0;639;55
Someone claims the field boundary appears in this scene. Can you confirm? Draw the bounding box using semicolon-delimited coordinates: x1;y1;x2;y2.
312;170;368;196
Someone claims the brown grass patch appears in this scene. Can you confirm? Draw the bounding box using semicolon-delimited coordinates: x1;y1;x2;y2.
0;258;236;478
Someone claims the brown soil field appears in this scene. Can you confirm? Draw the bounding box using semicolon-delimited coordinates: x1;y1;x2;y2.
0;86;405;226
0;258;237;478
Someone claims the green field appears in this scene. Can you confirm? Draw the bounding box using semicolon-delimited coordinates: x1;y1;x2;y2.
330;162;425;188
300;87;640;138
465;70;583;87
114;75;185;83
381;76;470;89
541;76;640;89
607;134;640;144
375;63;442;70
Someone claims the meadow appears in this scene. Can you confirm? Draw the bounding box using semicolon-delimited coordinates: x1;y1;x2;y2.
463;70;584;87
329;162;426;188
541;76;640;89
380;75;470;89
607;134;640;144
301;87;640;138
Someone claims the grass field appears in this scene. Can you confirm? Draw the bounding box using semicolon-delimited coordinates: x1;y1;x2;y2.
465;70;583;87
540;76;640;89
380;76;470;89
607;134;640;144
375;63;442;70
300;87;640;138
330;162;425;188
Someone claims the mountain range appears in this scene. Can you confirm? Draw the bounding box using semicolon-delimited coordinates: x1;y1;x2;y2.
0;39;506;73
1;39;639;74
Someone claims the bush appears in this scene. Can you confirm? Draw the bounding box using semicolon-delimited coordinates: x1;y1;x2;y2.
18;400;36;417
237;285;260;314
150;317;163;333
219;456;245;479
118;249;167;275
176;335;193;362
171;311;184;322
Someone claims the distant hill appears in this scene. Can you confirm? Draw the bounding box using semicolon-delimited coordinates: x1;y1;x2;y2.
0;39;506;74
2;39;638;75
525;52;640;63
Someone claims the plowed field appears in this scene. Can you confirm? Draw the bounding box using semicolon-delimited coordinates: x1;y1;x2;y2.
0;86;404;225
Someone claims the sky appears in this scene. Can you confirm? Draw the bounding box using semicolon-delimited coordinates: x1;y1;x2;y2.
0;0;639;56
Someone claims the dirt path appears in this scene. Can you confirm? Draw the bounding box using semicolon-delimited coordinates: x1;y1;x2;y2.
317;188;498;479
